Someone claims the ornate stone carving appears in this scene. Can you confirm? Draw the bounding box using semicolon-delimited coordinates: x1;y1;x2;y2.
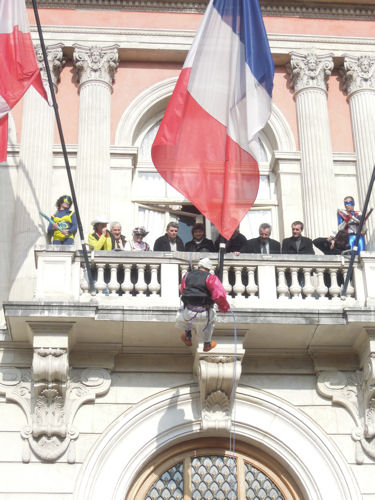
73;45;119;88
196;352;243;431
287;52;334;93
317;363;375;464
35;43;65;91
0;366;111;463
340;55;375;96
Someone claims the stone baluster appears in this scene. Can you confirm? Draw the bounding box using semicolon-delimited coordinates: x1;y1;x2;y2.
80;264;90;297
315;268;328;300
328;268;341;300
287;52;336;238
135;264;147;295
342;269;355;299
232;266;245;298
276;267;289;299
149;264;160;295
246;266;258;297
302;267;315;299
108;263;120;296
289;267;302;298
222;266;232;295
95;264;107;295
9;44;65;301
340;55;375;248
121;264;133;295
73;45;119;229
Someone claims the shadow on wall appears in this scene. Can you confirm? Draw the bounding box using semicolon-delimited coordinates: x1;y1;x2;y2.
9;157;50;297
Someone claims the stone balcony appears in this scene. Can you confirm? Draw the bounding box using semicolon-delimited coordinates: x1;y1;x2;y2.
3;247;375;462
3;246;375;363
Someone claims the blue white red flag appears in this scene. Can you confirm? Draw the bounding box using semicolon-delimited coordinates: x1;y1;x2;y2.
151;0;274;239
0;0;47;163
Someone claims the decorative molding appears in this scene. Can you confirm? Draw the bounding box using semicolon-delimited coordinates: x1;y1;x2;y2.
195;341;244;431
73;45;119;88
317;367;375;464
340;55;375;96
287;52;334;93
74;385;362;500
35;43;65;91
25;1;375;18
115;77;177;147
0;366;111;463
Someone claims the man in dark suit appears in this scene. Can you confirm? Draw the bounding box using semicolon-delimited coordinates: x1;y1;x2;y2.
241;223;280;254
153;221;184;251
281;221;315;254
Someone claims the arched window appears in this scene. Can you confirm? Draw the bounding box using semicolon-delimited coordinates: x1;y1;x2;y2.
128;439;302;500
132;120;279;247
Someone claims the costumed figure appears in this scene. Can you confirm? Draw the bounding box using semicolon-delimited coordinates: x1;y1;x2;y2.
125;226;150;251
176;257;230;352
47;195;77;245
337;197;366;253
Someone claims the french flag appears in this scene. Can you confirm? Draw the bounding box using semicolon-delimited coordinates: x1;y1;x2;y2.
152;0;274;240
0;0;47;163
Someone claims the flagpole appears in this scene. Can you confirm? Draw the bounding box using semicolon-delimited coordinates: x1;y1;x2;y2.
341;164;375;298
218;238;226;282
31;0;95;294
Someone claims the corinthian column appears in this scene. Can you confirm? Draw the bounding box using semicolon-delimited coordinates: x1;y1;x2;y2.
341;55;375;248
9;44;65;301
73;45;119;230
288;52;336;239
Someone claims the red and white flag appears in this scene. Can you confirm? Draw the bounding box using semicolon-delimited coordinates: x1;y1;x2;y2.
0;0;47;163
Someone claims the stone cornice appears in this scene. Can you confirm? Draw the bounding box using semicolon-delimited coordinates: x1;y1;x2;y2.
29;26;375;65
26;0;375;18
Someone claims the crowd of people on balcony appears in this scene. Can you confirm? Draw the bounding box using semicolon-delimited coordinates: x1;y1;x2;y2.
47;194;367;256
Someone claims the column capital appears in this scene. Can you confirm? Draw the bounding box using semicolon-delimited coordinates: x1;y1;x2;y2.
35;43;65;92
73;44;119;88
287;52;334;93
340;54;375;96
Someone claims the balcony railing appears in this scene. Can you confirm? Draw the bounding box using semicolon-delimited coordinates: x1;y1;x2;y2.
33;246;375;309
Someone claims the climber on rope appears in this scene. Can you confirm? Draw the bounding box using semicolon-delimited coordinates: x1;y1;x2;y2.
176;257;230;352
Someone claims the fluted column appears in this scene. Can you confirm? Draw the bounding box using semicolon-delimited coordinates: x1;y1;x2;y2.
9;44;65;301
341;55;375;248
73;45;119;229
288;52;336;238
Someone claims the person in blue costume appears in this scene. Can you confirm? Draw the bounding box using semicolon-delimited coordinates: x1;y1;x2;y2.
337;196;366;254
48;195;77;245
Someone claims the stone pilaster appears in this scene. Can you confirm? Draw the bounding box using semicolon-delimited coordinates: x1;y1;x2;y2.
73;45;119;230
9;44;65;301
288;52;336;239
341;55;375;249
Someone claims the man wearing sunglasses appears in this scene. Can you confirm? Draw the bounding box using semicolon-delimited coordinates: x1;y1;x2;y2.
337;196;366;252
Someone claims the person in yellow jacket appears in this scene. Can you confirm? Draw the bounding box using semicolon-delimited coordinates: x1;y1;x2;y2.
88;215;113;250
48;195;77;245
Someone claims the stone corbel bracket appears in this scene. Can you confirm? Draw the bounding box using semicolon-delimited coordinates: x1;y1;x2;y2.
0;366;110;464
0;322;111;463
194;336;245;431
317;330;375;464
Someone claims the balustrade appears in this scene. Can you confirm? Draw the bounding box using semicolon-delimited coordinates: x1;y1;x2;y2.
34;248;361;308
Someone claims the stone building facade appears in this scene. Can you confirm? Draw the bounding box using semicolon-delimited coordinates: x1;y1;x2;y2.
1;0;375;498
